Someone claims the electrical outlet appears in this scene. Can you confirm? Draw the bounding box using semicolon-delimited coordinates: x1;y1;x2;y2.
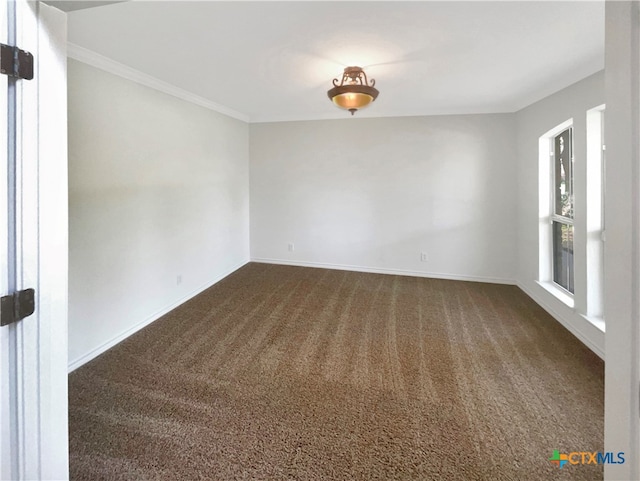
177;275;182;285
288;243;295;252
420;252;428;262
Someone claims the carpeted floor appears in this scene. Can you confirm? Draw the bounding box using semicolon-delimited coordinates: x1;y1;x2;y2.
69;263;604;480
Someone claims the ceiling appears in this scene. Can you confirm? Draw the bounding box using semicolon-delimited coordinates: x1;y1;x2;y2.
44;1;126;12
66;1;605;123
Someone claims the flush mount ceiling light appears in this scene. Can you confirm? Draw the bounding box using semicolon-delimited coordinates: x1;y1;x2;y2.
327;66;379;116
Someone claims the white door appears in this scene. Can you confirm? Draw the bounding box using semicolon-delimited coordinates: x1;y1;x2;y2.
603;2;640;480
0;1;13;477
0;1;67;480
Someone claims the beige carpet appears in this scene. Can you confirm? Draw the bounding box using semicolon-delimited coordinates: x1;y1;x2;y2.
69;263;604;480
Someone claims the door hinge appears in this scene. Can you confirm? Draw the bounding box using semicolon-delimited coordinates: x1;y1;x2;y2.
0;43;34;80
0;289;36;327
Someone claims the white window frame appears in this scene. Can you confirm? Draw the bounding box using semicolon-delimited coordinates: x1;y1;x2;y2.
538;119;575;307
550;126;575;296
585;105;605;326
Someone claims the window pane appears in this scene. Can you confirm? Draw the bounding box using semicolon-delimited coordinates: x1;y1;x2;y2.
554;128;573;218
553;221;574;293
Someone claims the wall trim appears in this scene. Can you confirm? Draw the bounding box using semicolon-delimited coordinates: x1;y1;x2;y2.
517;281;605;359
67;42;250;122
68;260;249;372
251;257;516;285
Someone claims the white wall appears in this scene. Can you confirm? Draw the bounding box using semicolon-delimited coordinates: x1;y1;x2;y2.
516;71;605;357
68;59;250;369
250;114;517;283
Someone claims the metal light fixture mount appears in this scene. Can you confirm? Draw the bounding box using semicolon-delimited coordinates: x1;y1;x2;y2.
327;66;379;115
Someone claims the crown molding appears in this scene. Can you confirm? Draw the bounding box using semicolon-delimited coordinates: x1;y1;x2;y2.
67;42;250;122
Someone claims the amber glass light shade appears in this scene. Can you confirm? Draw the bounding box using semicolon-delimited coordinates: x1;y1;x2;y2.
332;92;374;110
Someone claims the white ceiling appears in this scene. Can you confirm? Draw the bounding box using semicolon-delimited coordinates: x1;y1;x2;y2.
44;1;127;12
67;1;605;123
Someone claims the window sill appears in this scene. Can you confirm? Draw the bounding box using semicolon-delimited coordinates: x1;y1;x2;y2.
536;280;575;308
580;314;606;333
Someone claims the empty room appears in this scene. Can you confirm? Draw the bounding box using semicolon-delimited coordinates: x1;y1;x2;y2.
0;1;638;480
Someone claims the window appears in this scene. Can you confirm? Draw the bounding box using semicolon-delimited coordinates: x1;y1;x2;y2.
538;112;605;327
551;127;574;294
585;105;605;321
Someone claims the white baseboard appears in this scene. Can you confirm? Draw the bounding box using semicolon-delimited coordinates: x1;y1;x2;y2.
517;281;605;359
251;257;516;285
68;260;249;372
